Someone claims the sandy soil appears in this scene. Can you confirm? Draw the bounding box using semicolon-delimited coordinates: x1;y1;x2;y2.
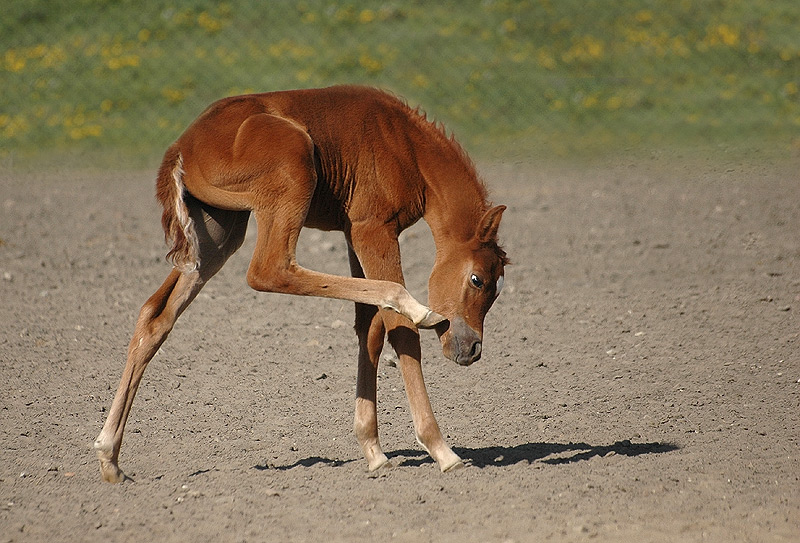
1;156;798;542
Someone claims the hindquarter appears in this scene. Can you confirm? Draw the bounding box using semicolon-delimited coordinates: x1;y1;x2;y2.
180;109;318;213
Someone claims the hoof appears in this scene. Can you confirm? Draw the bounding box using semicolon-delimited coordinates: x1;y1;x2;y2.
99;460;127;484
95;438;127;484
416;310;447;329
367;454;393;472
440;457;465;473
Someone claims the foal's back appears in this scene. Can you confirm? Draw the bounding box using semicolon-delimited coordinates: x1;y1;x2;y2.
177;85;432;231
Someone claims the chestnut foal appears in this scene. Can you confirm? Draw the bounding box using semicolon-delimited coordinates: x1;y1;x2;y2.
94;85;507;482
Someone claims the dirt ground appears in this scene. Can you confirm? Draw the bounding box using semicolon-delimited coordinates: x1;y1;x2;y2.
1;155;798;542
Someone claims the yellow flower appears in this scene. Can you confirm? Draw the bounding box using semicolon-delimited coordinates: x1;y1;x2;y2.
359;52;382;74
537;49;556;70
2;115;29;138
106;55;139;70
40;45;67;68
562;36;604;64
671;37;690;58
438;24;457;37
197;12;223;33
716;24;739;47
29;44;47;58
162;87;187;104
511;51;526;63
606;96;623;110
585;38;604;59
706;24;739;48
359;9;375;24
412;74;430;89
4;50;26;72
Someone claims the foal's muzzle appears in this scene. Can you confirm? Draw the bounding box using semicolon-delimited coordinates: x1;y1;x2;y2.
440;317;482;366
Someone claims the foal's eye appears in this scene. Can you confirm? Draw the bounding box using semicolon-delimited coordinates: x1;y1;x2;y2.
469;274;484;289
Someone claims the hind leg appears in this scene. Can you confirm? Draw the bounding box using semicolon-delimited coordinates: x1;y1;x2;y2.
94;201;248;483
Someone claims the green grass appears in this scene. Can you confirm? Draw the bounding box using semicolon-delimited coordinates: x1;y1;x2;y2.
2;0;799;167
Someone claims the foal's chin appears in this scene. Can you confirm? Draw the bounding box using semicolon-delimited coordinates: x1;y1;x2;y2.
441;346;482;366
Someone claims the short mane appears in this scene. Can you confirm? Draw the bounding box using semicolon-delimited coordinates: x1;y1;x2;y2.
385;90;508;265
385;90;490;209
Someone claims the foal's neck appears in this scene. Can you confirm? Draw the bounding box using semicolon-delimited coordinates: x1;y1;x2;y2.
418;140;488;247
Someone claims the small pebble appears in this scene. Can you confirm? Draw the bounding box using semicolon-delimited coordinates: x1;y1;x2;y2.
383;353;398;367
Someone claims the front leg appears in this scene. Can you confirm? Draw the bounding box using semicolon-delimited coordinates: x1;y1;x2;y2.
348;227;462;473
388;322;464;472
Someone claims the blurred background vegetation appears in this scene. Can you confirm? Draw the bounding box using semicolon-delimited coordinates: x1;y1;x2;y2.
2;0;799;168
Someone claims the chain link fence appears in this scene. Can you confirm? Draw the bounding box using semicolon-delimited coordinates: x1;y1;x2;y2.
3;1;799;167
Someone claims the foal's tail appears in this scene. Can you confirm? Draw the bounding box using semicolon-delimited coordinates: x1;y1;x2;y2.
155;145;200;273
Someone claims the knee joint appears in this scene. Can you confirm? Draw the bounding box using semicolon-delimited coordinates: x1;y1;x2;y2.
246;266;292;293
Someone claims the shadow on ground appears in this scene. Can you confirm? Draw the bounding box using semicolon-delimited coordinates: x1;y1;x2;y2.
456;439;679;468
259;440;678;471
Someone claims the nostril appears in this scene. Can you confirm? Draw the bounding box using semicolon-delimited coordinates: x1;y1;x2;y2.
469;341;482;361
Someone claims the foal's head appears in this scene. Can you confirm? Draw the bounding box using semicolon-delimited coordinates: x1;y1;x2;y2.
428;205;507;366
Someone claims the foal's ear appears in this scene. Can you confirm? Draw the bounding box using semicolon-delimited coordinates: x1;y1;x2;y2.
477;205;506;242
